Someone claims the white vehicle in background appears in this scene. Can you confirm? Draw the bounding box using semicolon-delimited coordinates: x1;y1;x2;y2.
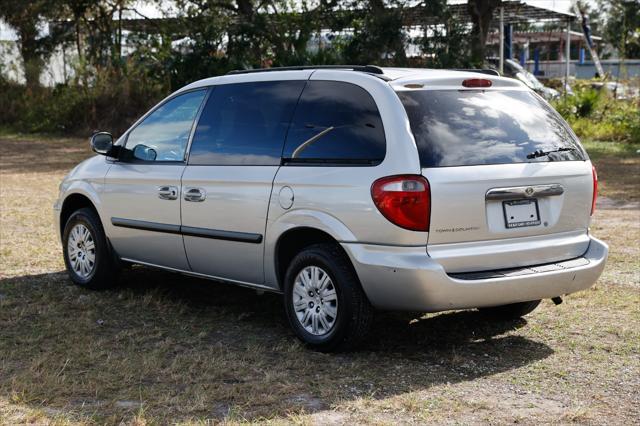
488;58;562;100
55;65;608;351
590;81;639;100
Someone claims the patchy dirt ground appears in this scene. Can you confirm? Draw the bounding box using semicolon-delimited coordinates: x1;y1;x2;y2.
1;136;639;425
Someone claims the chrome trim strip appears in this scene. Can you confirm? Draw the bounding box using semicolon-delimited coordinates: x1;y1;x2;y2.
120;257;280;292
485;184;564;201
111;217;263;244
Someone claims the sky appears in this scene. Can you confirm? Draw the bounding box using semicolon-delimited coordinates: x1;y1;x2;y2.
1;0;599;41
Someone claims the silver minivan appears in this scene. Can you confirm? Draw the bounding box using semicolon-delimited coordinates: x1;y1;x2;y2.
54;66;608;351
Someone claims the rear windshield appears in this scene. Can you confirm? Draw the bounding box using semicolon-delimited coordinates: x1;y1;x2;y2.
396;90;586;167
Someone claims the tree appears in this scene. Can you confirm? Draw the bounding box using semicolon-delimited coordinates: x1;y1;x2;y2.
0;0;59;87
155;0;230;89
60;0;134;69
599;0;640;59
342;0;408;65
419;0;470;68
467;0;500;66
58;0;93;64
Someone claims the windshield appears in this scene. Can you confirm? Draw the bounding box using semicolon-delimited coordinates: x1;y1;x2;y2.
396;89;586;167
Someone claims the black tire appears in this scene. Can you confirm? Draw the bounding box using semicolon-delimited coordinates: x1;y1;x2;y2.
283;243;374;352
479;300;541;320
62;207;119;290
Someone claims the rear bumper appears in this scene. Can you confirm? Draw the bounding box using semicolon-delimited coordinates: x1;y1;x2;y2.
342;236;608;312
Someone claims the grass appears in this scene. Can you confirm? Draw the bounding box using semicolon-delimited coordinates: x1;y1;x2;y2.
1;135;639;424
581;139;640;203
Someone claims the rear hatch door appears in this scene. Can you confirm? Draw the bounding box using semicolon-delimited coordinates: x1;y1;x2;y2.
396;83;594;273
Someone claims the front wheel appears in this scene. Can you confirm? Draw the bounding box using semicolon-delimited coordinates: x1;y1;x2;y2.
479;300;541;320
283;243;373;352
62;207;119;290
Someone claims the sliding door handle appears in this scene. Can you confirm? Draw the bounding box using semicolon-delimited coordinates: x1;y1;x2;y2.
157;185;178;200
184;187;206;202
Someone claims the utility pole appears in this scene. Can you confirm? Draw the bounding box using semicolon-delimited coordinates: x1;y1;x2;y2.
573;4;605;78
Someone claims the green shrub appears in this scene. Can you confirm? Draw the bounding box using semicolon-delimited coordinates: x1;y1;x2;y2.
0;65;167;137
575;88;602;117
552;84;640;143
553;87;603;118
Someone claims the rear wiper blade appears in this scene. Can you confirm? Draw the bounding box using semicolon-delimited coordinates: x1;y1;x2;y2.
526;147;575;159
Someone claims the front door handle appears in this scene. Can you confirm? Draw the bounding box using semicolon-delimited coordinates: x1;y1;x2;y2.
157;185;178;200
184;187;206;202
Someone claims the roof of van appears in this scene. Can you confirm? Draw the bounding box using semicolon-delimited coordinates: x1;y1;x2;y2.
382;67;526;90
182;66;527;92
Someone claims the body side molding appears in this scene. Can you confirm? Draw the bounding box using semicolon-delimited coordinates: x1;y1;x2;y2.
111;217;263;244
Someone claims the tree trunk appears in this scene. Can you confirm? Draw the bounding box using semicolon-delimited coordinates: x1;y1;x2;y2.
467;0;501;66
17;24;42;88
370;0;385;15
75;19;83;63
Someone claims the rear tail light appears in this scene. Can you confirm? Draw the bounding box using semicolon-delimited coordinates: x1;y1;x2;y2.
462;78;492;88
591;165;598;216
371;175;430;231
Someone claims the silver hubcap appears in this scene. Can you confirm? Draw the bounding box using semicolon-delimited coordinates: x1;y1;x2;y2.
292;266;338;336
67;224;96;278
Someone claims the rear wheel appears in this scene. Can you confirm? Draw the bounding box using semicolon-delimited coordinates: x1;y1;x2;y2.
283;243;373;352
479;300;541;320
62;207;119;290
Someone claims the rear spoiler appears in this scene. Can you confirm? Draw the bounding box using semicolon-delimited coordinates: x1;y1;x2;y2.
449;69;500;77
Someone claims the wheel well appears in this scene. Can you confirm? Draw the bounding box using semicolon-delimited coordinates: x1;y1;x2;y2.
59;194;98;236
275;227;346;290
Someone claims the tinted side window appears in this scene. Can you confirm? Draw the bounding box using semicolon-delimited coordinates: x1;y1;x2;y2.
282;81;386;165
126;90;207;162
188;81;306;165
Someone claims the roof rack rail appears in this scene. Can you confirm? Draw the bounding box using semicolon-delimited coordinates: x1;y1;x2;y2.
449;68;501;77
227;65;385;75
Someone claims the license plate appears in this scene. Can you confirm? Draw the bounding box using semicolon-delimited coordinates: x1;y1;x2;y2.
503;199;541;228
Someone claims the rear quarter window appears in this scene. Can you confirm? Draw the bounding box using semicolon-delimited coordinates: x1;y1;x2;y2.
396;89;586;167
282;81;386;165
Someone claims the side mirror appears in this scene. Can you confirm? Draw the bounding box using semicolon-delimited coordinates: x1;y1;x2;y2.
133;144;157;161
90;132;114;156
